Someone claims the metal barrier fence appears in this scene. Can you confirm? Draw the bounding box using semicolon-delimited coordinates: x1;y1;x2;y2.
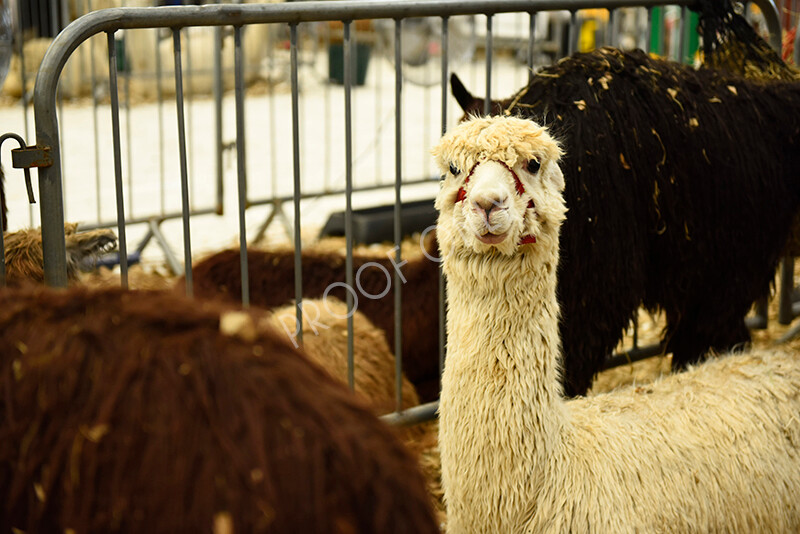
3;0;784;423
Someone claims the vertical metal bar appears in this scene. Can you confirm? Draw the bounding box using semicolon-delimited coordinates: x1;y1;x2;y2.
646;7;653;54
16;0;34;226
527;12;536;84
423;81;431;177
124;35;133;217
234;26;250;308
50;1;59;38
484;14;492;115
568;10;578;56
609;8;619;48
324;26;332;192
268;31;278;200
214;26;224;214
107;30;129;289
88;0;102;223
678;5;688;63
394;18;404;412
290;23;304;345
156;29;166;217
57;0;69;217
344;20;355;391
352;21;359;191
374;23;381;185
183;28;195;210
33;35;68;288
439;16;449;384
779;257;795;324
57;80;65;220
441;17;449;132
173;27;193;297
60;0;70;32
55;2;66;220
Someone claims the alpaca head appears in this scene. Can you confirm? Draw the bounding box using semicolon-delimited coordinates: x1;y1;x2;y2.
432;115;566;263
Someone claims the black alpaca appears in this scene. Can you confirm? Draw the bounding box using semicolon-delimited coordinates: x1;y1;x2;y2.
452;47;800;396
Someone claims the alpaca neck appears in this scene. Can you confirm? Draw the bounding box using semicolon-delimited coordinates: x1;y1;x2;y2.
439;251;569;531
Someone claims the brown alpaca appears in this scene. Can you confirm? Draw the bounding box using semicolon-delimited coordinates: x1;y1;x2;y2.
268;297;421;415
0;286;439;534
4;222;116;286
182;233;443;401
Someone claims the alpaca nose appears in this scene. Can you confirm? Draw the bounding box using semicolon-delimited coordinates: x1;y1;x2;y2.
473;196;507;221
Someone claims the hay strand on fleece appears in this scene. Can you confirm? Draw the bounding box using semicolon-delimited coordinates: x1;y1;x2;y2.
0;287;439;534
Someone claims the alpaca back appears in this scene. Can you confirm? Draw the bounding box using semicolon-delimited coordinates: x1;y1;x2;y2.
0;286;439;533
532;348;800;532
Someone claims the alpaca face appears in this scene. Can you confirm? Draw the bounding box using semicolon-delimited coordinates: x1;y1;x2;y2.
432;116;566;260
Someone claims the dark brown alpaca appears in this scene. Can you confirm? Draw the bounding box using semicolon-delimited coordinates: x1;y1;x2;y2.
0;287;439;534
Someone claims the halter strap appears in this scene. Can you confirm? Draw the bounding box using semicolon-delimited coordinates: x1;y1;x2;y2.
455;160;537;244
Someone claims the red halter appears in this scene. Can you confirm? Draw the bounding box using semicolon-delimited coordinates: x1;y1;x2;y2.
455;160;537;244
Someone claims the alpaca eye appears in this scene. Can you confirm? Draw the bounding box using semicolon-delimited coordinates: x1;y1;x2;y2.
449;163;460;176
527;159;541;174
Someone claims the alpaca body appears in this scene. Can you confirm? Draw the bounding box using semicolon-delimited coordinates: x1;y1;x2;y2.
268;297;420;415
442;255;800;533
0;287;438;533
434;116;800;533
451;46;800;396
185;235;441;401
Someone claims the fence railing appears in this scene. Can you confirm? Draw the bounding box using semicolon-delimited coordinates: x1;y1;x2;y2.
2;0;784;423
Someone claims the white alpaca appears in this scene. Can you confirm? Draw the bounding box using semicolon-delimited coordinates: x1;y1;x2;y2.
433;115;800;533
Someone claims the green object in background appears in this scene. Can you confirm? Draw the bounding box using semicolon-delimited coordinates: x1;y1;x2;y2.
684;11;700;65
649;6;663;56
115;36;128;73
328;42;371;86
649;7;700;65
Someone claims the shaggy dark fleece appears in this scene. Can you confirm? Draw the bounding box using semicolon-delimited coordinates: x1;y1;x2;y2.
181;237;442;402
692;0;800;257
0;287;439;534
452;47;800;396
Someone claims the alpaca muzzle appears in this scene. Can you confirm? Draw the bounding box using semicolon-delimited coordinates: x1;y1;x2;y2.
456;160;536;245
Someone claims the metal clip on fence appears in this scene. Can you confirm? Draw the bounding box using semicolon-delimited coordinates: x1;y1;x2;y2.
1;132;52;204
0;132;52;287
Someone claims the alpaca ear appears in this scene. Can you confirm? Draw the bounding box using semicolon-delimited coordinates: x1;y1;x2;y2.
548;164;565;192
450;73;484;116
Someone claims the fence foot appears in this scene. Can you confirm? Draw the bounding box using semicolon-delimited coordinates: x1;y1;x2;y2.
147;219;183;275
251;200;293;244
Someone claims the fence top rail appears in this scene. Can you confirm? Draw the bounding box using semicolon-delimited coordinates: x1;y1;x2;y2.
28;0;780;287
33;0;781;140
